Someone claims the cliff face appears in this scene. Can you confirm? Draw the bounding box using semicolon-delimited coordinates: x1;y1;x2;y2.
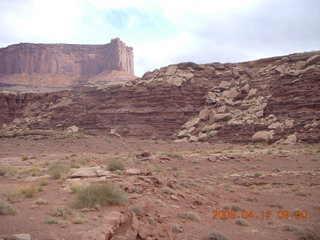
0;51;319;143
0;38;134;91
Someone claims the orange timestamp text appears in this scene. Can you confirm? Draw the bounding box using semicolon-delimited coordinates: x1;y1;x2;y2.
211;209;308;220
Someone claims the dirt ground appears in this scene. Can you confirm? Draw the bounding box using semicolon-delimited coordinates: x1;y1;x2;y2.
0;135;319;240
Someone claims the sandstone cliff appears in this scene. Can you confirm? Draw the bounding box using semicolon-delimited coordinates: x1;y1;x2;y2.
0;38;134;91
0;51;319;143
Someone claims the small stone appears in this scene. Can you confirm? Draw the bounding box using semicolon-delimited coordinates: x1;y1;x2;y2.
171;195;178;200
125;168;141;175
12;234;32;240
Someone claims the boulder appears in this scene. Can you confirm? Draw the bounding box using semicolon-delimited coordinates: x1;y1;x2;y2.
189;136;199;142
208;130;218;137
165;65;177;75
213;113;232;122
69;166;110;178
174;138;188;143
125;168;141;175
182;118;200;129
110;129;121;137
199;107;210;120
219;80;231;89
284;119;294;128
222;87;239;99
295;61;306;70
252;130;274;143
166;76;183;87
12;234;32;240
201;124;222;132
247;88;257;98
306;54;320;66
282;134;297;144
66;125;79;133
198;132;208;141
217;105;227;113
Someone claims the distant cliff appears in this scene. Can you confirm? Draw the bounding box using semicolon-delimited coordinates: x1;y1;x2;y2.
0;38;134;91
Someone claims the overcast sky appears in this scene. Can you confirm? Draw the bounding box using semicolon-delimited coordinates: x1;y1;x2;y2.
0;0;319;76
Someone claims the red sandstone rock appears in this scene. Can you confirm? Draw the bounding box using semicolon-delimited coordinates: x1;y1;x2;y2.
0;38;134;90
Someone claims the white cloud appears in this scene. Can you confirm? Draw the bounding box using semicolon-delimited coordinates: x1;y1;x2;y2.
0;0;319;77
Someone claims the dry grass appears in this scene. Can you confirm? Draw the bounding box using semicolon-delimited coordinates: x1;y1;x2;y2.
19;185;37;198
177;211;201;222
0;199;16;215
107;159;125;171
48;163;70;179
73;183;126;208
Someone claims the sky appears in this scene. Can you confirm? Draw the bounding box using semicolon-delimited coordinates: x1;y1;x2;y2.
0;0;319;76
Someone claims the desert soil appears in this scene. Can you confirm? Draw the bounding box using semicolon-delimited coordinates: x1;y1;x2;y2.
0;135;319;240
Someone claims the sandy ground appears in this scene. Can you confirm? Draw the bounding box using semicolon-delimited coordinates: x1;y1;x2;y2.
0;135;319;240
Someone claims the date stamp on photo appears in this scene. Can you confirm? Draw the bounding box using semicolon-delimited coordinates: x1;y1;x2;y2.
211;209;308;220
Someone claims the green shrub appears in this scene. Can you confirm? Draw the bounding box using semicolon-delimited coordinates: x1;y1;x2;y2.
74;183;126;208
48;163;70;179
0;199;16;215
107;159;125;171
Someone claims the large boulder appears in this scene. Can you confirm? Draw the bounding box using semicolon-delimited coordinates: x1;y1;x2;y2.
252;130;274;143
213;113;232;122
282;134;298;144
182;118;200;129
306;54;320;66
199;107;210;120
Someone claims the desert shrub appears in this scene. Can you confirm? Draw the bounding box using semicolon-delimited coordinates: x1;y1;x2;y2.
74;183;126;208
107;159;125;171
38;178;48;186
161;187;174;194
44;217;59;224
50;206;72;219
171;223;183;233
48;163;70;179
202;231;229;240
0;199;16;215
129;205;143;216
5;191;23;203
34;199;48;205
0;165;11;176
177;211;201;222
72;216;85;224
19;185;37;198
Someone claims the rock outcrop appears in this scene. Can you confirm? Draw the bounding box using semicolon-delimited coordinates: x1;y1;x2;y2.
0;51;320;143
0;38;134;91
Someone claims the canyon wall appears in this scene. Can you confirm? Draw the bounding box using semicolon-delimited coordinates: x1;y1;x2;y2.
0;38;134;91
0;51;319;143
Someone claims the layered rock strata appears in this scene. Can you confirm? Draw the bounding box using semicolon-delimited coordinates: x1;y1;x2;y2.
0;38;134;91
0;51;319;143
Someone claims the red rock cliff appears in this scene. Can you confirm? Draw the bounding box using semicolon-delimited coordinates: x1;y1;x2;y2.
0;38;134;90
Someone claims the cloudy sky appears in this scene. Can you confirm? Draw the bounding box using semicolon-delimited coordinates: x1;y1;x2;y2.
0;0;319;76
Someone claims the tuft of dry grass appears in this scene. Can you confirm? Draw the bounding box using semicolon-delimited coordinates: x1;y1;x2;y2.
19;185;37;198
107;159;125;171
73;183;126;208
0;199;16;215
177;211;201;222
48;163;70;179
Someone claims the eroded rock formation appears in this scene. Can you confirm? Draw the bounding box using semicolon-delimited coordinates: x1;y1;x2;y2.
0;51;319;143
0;38;134;91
